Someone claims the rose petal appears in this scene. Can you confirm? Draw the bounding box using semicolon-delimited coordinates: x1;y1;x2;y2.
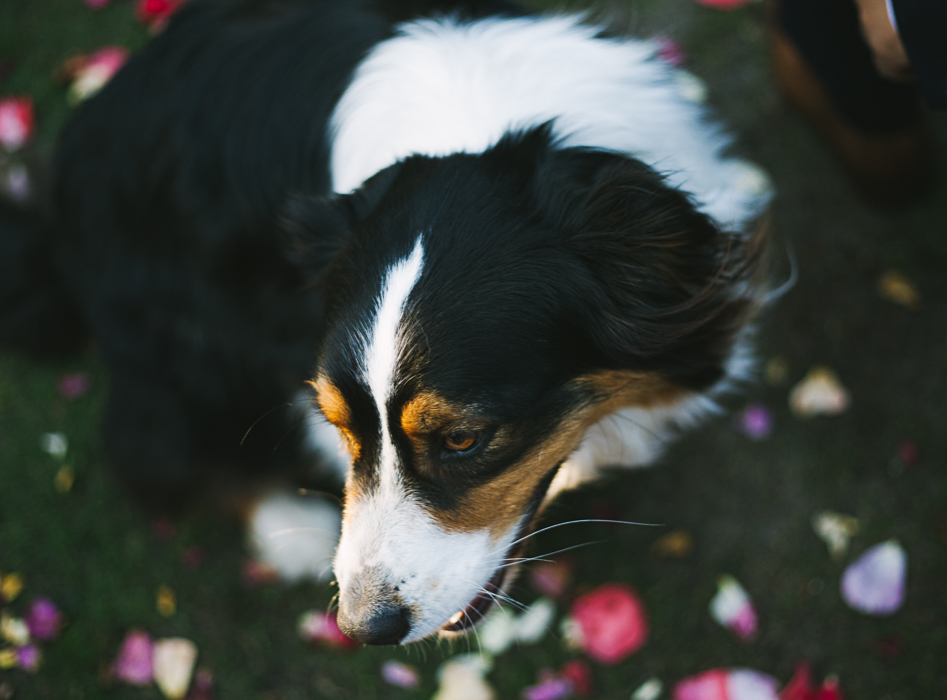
297;610;358;650
381;660;420;689
569;583;648;664
515;597;555;644
811;511;860;560
631;678;664;700
40;432;68;460
57;372;93;400
25;597;63;641
560;660;592;697
709;576;757;640
778;663;813;700
16;644;41;673
736;403;773;441
788;368;849;418
655;36;687;66
522;675;573;700
113;629;155;686
529;558;573;599
156;585;176;617
185;668;215;700
433;656;496;700
153;637;198;700
1;163;30;202
0;573;23;603
67;48;130;104
0;616;30;646
136;0;182;26
673;669;729;700
0;648;16;669
0;97;34;152
841;540;906;615
877;270;921;310
651;529;694;558
727;670;779;700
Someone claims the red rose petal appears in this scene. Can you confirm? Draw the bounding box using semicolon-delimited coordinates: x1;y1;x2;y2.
0;97;34;152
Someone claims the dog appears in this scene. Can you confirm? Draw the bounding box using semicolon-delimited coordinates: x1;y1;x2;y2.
0;0;771;645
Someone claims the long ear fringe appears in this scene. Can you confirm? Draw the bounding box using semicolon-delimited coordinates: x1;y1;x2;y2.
547;150;771;390
279;194;352;288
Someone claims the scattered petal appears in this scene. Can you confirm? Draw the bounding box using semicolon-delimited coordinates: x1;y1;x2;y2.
673;669;729;700
655;36;687;66
522;671;573;700
0;648;15;669
0;615;30;646
811;511;860;560
153;637;198;700
779;664;845;700
40;432;68;460
631;678;664;700
67;47;130;104
727;670;779;700
15;644;40;673
381;659;420;689
433;656;496;700
674;669;778;700
0;573;23;603
877;270;920;310
241;559;280;586
529;557;574;599
54;465;75;494
736;403;773;441
185;668;215;700
0;162;30;202
113;629;155;686
57;372;92;399
24;597;63;641
651;529;694;558
156;585;176;617
560;660;592;697
673;72;708;103
709;576;757;641
515;597;556;644
136;0;183;29
84;0;112;7
569;583;648;664
0;97;34;152
693;0;758;9
765;357;790;386
788;367;849;418
841;540;906;615
297;609;358;650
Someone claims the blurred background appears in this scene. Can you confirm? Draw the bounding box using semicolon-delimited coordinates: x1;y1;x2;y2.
0;0;944;698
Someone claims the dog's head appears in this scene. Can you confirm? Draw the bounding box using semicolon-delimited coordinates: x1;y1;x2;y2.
285;127;763;644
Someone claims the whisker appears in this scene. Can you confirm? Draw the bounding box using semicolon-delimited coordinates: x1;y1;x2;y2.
264;526;339;539
495;540;603;571
240;402;293;446
492;517;662;556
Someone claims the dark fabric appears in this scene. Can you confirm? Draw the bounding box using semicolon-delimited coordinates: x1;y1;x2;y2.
779;0;922;133
891;0;947;108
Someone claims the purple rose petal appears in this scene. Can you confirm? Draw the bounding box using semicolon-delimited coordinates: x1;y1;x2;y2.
16;644;41;672
736;403;773;441
381;660;420;689
57;372;92;400
841;540;906;615
25;597;63;641
522;675;574;700
113;629;154;685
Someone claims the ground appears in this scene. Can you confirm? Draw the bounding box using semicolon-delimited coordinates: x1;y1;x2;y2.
0;0;945;698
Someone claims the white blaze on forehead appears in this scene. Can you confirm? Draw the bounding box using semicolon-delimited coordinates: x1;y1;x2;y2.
363;238;425;490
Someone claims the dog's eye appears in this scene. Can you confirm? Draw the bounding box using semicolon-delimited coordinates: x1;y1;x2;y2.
443;430;481;453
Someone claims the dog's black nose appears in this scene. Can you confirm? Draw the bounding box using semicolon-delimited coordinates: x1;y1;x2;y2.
338;604;412;645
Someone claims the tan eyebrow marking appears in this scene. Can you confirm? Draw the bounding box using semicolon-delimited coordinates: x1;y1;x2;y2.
400;391;468;438
311;374;360;460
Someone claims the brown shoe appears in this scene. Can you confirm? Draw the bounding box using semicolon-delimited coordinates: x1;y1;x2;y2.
770;20;935;211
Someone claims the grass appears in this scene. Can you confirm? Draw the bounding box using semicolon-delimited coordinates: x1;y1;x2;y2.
2;0;946;698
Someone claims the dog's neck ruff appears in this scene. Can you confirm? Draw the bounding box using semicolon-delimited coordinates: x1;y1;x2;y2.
330;14;771;230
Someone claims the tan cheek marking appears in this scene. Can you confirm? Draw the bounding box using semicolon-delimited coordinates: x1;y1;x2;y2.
429;370;687;539
312;375;361;460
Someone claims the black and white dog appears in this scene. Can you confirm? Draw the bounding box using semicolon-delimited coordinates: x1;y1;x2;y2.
0;0;771;645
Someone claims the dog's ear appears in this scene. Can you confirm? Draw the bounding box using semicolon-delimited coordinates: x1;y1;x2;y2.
281;163;405;285
537;149;765;390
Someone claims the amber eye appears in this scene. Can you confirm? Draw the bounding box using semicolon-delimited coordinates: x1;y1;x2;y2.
443;430;480;453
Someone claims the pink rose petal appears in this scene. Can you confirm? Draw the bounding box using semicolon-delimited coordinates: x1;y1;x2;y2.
673;669;729;700
736;403;773;441
709;576;758;640
113;629;155;686
25;597;63;641
68;47;130;103
57;372;92;400
297;610;358;650
381;660;420;689
841;540;906;615
136;0;182;27
570;583;648;664
656;36;687;67
529;557;574;600
0;97;34;152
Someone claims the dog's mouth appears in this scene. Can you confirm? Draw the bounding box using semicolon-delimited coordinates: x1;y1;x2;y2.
439;463;562;633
